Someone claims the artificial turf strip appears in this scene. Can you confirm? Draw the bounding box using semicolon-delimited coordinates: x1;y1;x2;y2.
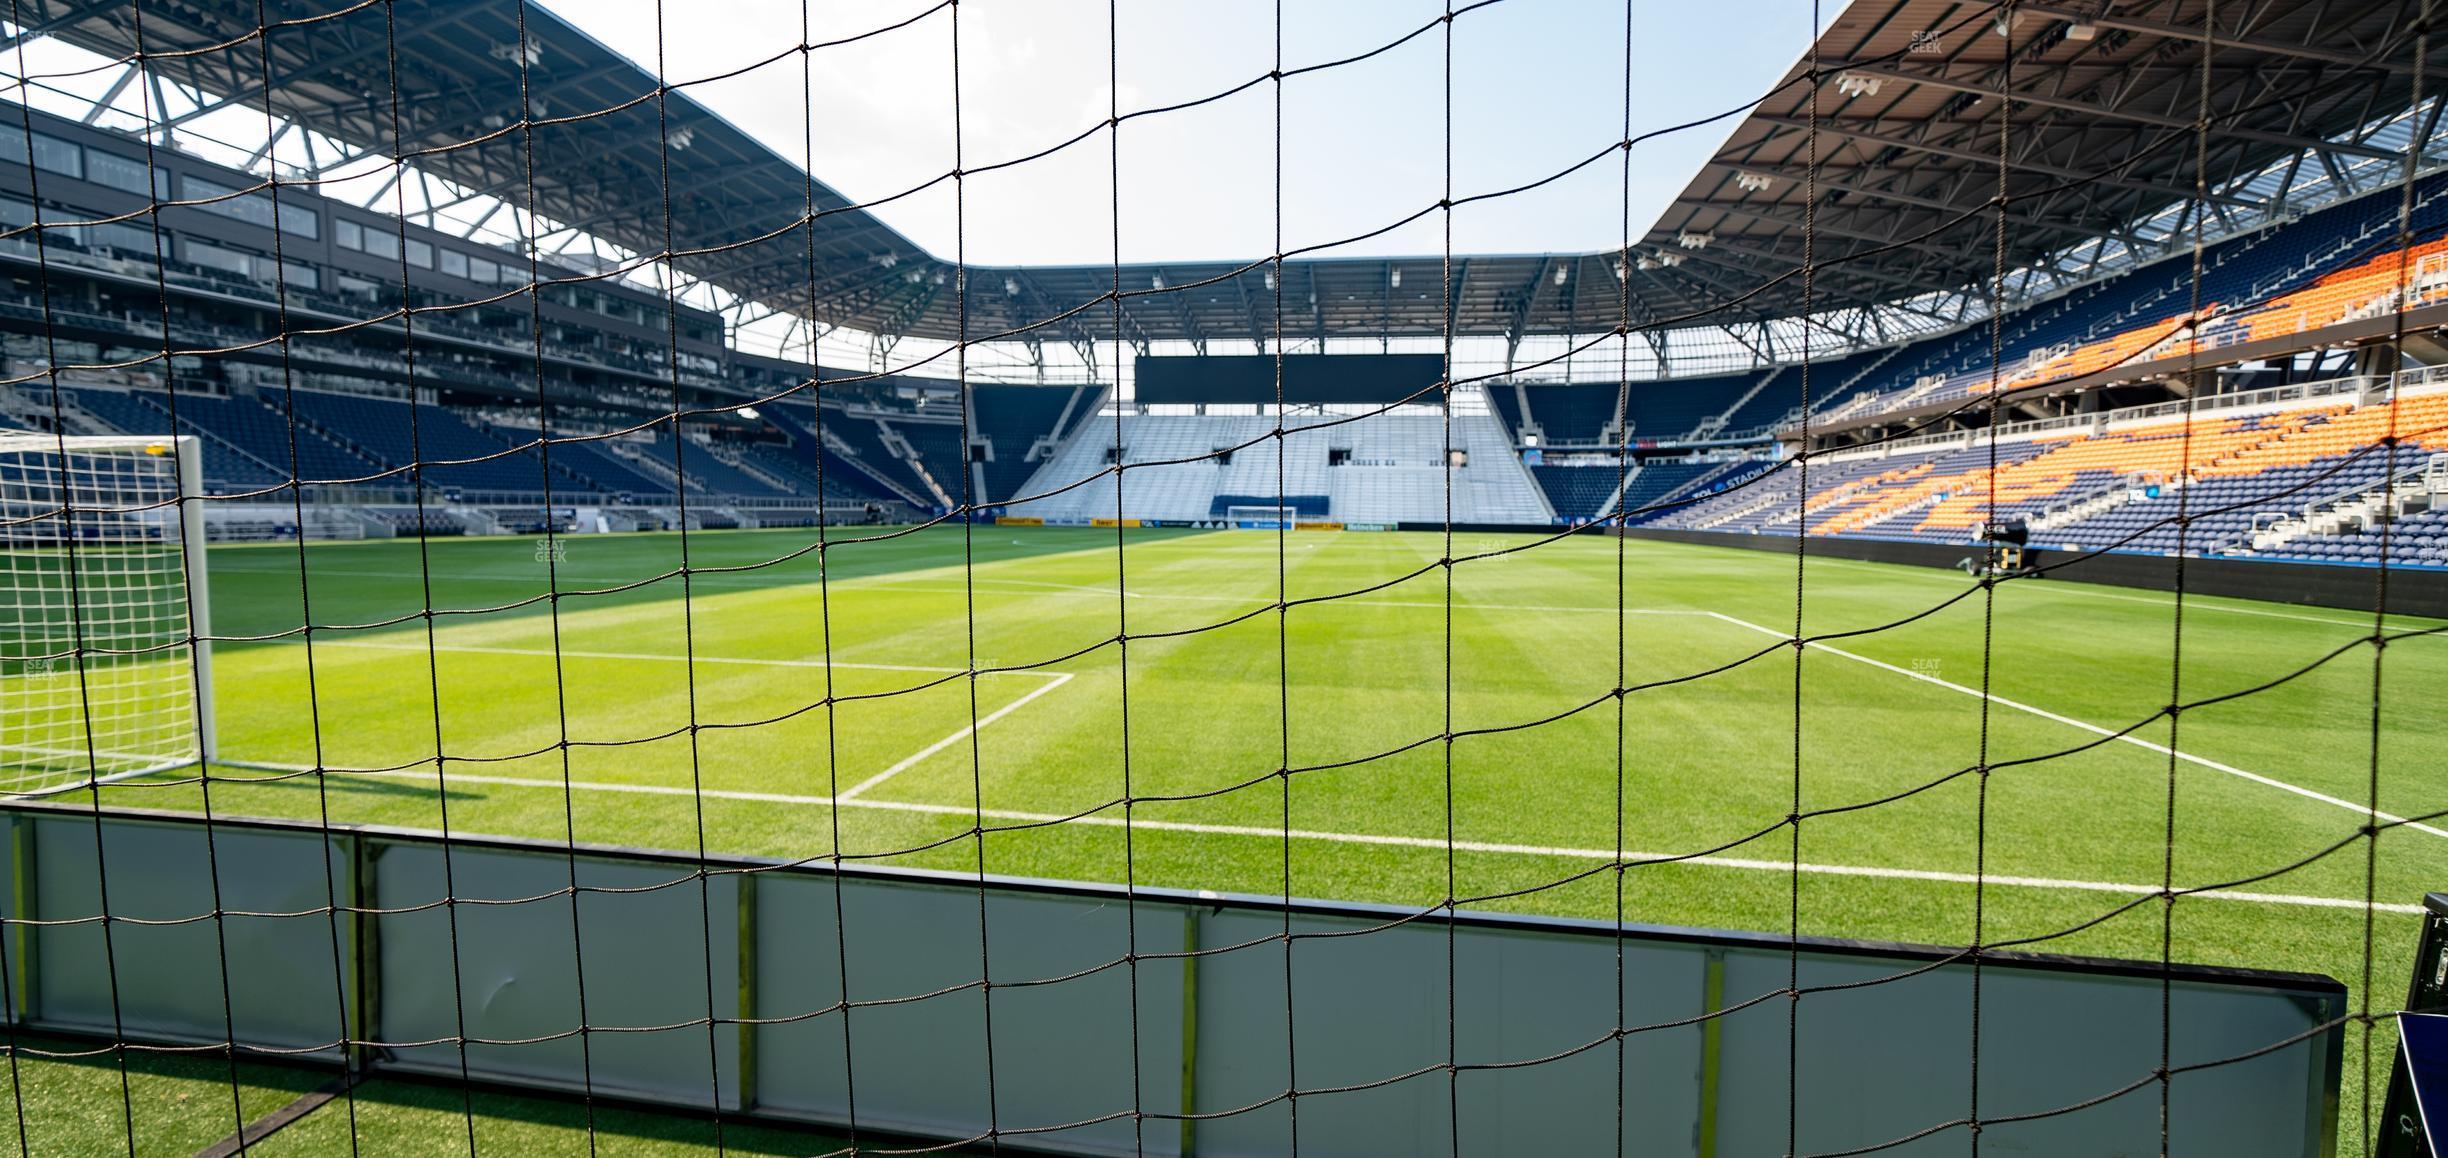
27;524;2448;1154
0;1033;327;1155
250;1078;863;1157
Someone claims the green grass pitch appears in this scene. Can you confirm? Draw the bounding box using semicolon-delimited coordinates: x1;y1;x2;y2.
16;523;2448;1153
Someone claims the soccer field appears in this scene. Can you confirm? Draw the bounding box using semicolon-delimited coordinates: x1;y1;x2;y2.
30;523;2448;1150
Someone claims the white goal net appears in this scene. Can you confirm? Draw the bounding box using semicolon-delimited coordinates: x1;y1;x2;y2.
1223;504;1296;526
0;433;210;794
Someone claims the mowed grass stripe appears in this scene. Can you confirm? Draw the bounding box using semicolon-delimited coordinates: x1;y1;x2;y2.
238;764;2423;916
1701;608;2448;838
174;528;2448;889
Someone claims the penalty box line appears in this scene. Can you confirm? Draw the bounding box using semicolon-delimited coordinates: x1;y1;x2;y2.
283;767;2421;916
1701;611;2448;840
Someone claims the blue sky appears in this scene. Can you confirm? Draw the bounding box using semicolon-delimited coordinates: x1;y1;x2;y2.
545;0;1839;267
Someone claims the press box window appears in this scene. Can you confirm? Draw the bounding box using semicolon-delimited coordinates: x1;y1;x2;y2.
85;151;162;198
183;239;254;278
181;176;276;231
29;134;81;180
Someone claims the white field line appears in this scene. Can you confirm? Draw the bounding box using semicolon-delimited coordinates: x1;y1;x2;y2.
1702;610;2448;839
318;638;1032;677
834;671;1075;801
262;767;2421;916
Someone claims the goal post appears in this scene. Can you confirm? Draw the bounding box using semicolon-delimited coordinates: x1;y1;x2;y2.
0;433;211;795
1223;504;1293;527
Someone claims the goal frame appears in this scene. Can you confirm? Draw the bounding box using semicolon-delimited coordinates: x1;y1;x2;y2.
1223;504;1295;527
0;432;213;787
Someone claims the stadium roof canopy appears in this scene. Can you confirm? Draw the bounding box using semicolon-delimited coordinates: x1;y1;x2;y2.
17;0;2440;359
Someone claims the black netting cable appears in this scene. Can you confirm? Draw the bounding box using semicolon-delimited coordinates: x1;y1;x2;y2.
1440;0;1460;1148
247;6;362;1142
7;3;137;1149
0;789;22;1157
510;0;601;1144
2365;3;2431;1146
373;0;480;1143
1269;1;1298;1148
646;0;731;1142
124;1;248;1147
1788;2;1822;1151
948;6;1004;1149
2159;3;2218;1150
794;0;862;1145
1612;0;1634;1151
1103;3;1146;1153
1966;6;2015;1148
